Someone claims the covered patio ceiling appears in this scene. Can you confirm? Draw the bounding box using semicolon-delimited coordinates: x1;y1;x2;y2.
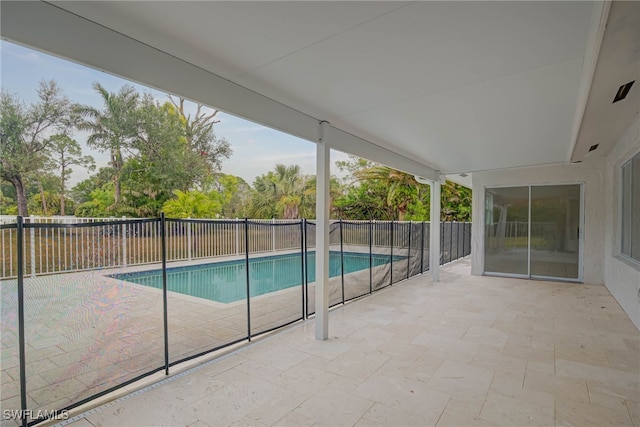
1;1;638;182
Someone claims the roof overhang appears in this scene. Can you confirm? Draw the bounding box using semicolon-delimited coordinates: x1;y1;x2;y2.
2;1;635;181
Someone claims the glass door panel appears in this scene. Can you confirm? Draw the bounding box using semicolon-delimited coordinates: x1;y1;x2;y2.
530;185;580;279
484;187;530;275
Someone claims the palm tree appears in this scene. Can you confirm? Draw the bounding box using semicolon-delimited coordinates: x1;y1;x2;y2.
251;164;308;219
354;165;424;220
301;175;343;219
75;83;138;205
441;181;472;221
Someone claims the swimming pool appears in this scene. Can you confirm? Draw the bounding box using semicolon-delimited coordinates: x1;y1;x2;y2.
111;251;398;303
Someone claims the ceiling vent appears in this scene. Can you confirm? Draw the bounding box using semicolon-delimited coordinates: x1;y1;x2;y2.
589;144;599;152
613;81;635;103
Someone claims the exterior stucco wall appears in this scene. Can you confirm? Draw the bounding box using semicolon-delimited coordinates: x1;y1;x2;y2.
604;116;640;330
471;162;606;285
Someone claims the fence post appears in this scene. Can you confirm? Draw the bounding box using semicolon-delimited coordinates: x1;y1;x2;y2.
440;222;445;266
300;220;305;320
420;222;425;274
121;216;127;267
187;217;192;261
339;219;345;304
450;222;454;263
16;216;28;427
29;215;35;278
462;222;467;258
390;221;394;286
457;221;461;260
245;218;251;341
303;219;308;318
160;213;169;375
372;219;376;247
407;221;411;280
272;218;276;252
369;219;373;294
235;218;239;255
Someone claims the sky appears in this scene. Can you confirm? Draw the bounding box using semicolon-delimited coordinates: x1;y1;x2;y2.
0;41;350;187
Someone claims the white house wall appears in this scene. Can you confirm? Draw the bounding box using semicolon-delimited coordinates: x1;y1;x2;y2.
604;115;640;331
471;162;606;285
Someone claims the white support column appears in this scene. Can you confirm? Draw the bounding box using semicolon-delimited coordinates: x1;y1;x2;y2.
430;178;442;282
315;121;330;340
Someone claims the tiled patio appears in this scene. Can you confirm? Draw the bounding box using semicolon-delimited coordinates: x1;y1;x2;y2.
53;259;639;426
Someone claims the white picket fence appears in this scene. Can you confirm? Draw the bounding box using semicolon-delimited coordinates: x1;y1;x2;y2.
0;216;469;279
0;216;307;279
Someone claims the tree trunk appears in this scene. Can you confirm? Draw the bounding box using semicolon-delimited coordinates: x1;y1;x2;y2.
60;165;66;215
112;148;122;204
12;176;29;217
38;180;47;215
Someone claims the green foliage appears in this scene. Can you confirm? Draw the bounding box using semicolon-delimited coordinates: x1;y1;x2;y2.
333;178;391;220
46;134;95;214
161;190;222;218
74;184;114;217
71;167;114;205
27;190;74;215
441;181;472;221
335;157;430;220
213;173;253;218
169;96;233;181
250;164;316;219
0;80;71;216
0;186;17;214
2;80;473;221
334;155;471;221
75;83;138;205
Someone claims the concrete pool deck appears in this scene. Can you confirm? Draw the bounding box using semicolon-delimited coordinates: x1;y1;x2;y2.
8;257;638;427
1;247;414;425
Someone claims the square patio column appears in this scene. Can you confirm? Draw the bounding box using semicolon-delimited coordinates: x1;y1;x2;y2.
315;121;330;340
430;178;441;282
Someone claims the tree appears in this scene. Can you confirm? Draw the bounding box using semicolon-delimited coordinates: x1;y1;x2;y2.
168;95;232;189
71;166;115;206
334;155;471;221
25;171;60;215
46;134;95;215
0;81;71;216
0;185;18;215
353;165;427;221
212;173;253;218
250;164;311;219
299;175;343;219
441;181;472;221
27;190;72;216
75;83;138;206
74;185;114;217
334;156;397;220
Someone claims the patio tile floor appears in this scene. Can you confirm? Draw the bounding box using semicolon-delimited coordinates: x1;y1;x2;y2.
26;259;640;426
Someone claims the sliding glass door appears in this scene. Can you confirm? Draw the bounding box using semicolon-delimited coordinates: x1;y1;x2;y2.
484;187;530;276
484;184;582;281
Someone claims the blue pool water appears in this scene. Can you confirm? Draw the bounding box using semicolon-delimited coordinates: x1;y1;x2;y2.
111;252;398;303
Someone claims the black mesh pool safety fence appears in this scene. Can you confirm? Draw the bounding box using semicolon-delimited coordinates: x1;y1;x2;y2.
0;216;470;426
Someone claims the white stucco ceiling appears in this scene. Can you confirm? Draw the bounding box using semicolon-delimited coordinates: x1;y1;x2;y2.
571;1;640;163
5;1;630;177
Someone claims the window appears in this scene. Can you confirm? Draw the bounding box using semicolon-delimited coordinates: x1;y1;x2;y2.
621;152;640;262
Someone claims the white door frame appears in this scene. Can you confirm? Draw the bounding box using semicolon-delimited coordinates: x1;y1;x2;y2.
483;182;585;283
